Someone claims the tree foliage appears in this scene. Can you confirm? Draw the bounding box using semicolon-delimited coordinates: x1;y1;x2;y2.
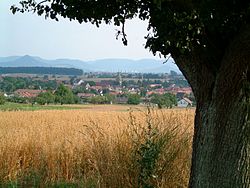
11;0;250;65
151;93;177;109
35;91;55;105
0;93;6;105
89;94;113;104
7;95;27;104
127;94;141;105
0;77;57;92
54;84;75;104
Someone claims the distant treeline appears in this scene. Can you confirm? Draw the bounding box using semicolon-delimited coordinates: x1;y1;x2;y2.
0;67;83;75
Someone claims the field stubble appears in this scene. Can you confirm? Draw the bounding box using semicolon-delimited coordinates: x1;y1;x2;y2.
0;107;194;187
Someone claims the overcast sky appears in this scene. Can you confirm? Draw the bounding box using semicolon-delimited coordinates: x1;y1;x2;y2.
0;0;163;61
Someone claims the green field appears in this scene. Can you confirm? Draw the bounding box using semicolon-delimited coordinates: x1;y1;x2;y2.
0;102;83;111
0;102;148;112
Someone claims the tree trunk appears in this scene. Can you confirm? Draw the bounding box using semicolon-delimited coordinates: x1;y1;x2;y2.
189;77;249;187
176;26;250;187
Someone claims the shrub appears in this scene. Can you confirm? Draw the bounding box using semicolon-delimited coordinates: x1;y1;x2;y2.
35;91;55;105
151;93;177;109
0;93;5;105
127;94;141;105
55;84;75;104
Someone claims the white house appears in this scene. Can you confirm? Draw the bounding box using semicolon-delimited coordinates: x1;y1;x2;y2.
177;97;193;107
75;79;84;86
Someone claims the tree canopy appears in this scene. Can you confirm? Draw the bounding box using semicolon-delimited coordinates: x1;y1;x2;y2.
151;93;177;109
0;93;6;105
54;84;75;104
11;1;250;63
127;93;141;105
35;91;55;105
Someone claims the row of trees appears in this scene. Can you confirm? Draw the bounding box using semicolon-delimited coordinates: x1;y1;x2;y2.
36;90;177;108
0;77;57;92
0;67;83;75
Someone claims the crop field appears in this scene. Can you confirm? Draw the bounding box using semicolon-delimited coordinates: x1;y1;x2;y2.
0;107;194;187
0;102;148;112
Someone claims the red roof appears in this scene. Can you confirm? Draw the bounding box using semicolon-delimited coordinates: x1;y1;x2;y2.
15;89;46;98
89;86;102;90
166;87;192;94
77;93;96;98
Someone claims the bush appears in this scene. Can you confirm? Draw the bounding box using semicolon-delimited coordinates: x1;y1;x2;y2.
55;84;75;104
0;94;6;105
127;94;141;105
35;91;55;105
89;95;113;104
127;108;191;188
151;93;177;109
7;96;27;103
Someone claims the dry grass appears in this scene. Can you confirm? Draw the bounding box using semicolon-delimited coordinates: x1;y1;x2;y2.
0;107;194;187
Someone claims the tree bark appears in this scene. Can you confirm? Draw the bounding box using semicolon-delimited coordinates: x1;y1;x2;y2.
176;26;250;187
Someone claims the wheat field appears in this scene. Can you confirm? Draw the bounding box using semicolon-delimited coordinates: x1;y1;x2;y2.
0;107;194;187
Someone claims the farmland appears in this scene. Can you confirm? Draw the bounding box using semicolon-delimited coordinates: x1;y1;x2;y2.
0;106;194;187
0;102;147;111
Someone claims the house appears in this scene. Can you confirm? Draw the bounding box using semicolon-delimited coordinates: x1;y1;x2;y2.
77;79;84;85
166;87;193;95
177;98;193;107
89;86;103;90
85;83;91;90
14;89;46;98
146;88;165;96
115;96;128;104
109;91;120;96
149;84;162;88
74;79;84;86
77;93;96;103
176;92;186;100
95;82;111;88
77;93;96;99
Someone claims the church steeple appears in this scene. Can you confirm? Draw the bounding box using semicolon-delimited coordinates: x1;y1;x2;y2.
116;72;122;86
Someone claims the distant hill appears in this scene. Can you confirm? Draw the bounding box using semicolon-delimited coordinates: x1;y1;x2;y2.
0;56;20;62
0;55;49;67
0;55;181;73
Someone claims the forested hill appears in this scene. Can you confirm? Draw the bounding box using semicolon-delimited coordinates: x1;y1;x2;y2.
0;67;83;76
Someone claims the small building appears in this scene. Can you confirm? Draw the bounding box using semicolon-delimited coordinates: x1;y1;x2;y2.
115;96;128;104
177;98;193;107
166;87;193;95
149;84;162;88
176;92;185;100
77;93;96;99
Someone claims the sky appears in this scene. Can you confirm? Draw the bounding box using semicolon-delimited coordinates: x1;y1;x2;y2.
0;0;163;61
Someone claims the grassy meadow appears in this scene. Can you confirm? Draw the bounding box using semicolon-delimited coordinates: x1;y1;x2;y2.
0;102;147;112
0;102;82;111
0;105;194;187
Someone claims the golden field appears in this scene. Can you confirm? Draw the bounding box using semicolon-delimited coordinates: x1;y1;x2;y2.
0;106;195;187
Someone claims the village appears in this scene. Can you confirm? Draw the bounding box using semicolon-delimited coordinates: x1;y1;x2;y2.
0;71;194;108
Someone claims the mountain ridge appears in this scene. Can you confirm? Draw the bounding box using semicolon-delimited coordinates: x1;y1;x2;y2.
0;55;180;73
